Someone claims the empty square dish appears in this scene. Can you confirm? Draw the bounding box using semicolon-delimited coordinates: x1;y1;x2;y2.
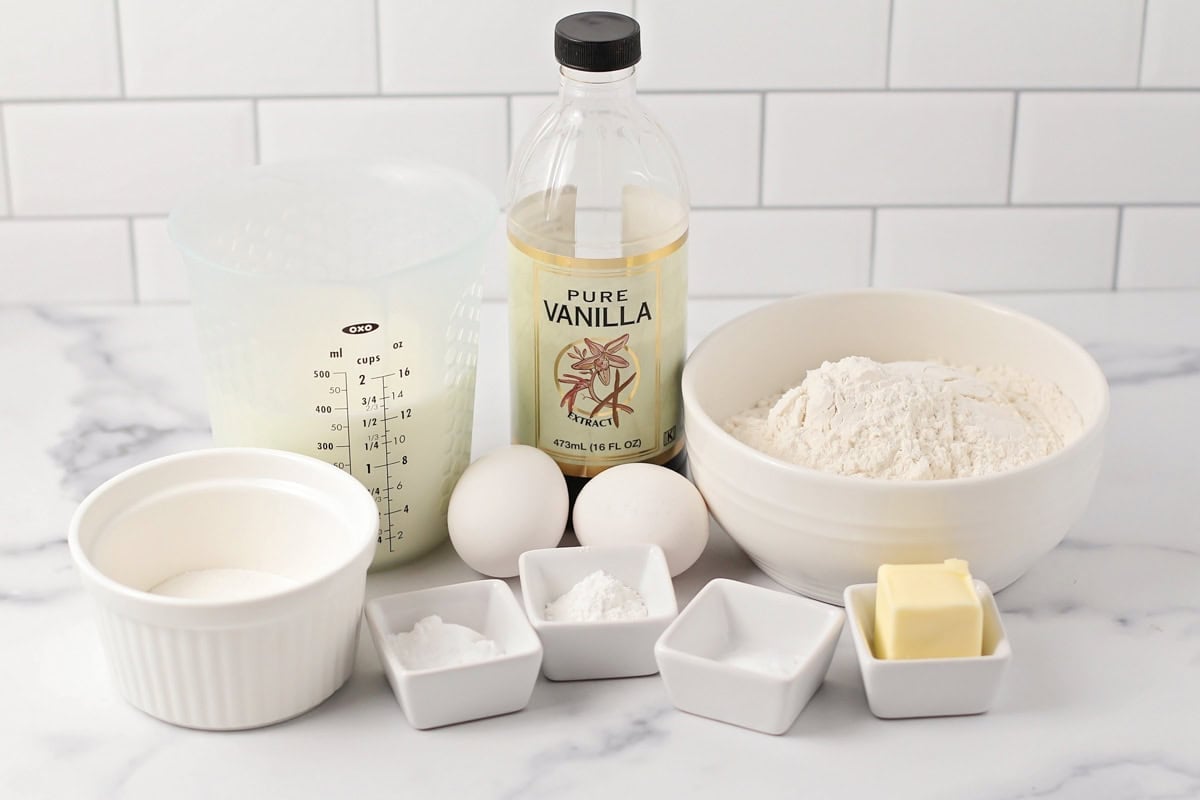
843;580;1012;719
518;544;678;681
365;580;542;729
655;578;844;735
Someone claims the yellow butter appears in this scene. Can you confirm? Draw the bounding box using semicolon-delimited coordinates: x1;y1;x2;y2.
873;559;983;660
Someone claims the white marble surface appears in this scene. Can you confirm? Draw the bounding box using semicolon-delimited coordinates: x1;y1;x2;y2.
2;293;1199;799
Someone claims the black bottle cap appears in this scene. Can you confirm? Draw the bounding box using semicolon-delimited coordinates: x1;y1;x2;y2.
554;12;641;72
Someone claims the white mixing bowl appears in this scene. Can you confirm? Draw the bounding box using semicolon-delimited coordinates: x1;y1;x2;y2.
682;290;1109;604
69;448;378;729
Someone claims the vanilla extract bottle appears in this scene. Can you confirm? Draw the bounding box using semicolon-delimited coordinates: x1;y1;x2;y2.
507;11;689;494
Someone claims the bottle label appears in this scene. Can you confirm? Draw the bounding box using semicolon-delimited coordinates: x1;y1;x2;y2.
508;233;687;477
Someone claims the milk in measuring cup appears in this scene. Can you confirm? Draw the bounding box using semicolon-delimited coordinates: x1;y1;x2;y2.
202;299;478;570
169;161;493;569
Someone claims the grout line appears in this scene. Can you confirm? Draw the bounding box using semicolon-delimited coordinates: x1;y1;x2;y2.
831;85;1193;94
112;0;127;96
2;213;153;222
631;0;638;18
505;95;513;166
867;208;878;286
0;106;12;216
686;286;1171;302
4;204;1199;223
17;285;1187;310
126;217;139;302
691;202;1200;211
0;92;527;105
1136;0;1150;88
1006;92;1021;203
756;93;767;206
1111;207;1125;290
883;0;895;89
372;0;385;94
251;99;262;163
981;285;1200;296
9;87;1200;106
653;86;1189;95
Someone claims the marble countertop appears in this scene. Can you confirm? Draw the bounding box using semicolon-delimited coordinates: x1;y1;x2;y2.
3;292;1199;799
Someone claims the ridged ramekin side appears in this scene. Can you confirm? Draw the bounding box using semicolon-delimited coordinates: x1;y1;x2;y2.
87;576;365;730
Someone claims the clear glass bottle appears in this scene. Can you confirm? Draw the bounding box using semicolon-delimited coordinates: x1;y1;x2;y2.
507;11;689;495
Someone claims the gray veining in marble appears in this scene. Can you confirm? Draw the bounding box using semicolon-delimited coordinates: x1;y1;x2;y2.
1085;341;1200;386
3;292;1198;799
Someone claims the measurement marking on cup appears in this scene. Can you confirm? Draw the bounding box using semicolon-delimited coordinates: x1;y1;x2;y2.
378;372;396;552
331;371;353;474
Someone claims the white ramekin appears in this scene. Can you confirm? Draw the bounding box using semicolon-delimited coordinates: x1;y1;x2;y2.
68;447;378;730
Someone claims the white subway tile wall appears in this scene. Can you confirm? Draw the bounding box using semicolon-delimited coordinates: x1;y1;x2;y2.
379;0;633;94
257;97;508;196
131;218;189;303
874;208;1118;291
639;94;762;207
1012;93;1200;204
0;0;1194;303
0;220;132;303
762;92;1013;205
689;210;872;294
0;115;8;216
119;0;379;97
1118;208;1200;288
508;95;556;158
636;0;890;90
0;0;121;99
5;101;255;215
889;0;1144;89
1141;0;1200;88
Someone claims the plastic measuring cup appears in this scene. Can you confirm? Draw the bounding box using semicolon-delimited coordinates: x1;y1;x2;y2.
169;161;497;569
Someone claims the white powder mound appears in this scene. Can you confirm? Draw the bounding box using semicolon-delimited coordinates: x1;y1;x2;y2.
544;570;649;622
389;615;504;671
724;356;1083;481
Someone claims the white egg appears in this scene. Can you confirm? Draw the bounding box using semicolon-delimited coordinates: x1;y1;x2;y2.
448;445;568;577
573;463;709;576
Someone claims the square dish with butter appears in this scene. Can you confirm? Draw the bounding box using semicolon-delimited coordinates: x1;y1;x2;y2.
843;570;1011;720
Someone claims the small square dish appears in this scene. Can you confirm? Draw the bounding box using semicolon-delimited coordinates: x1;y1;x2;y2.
843;580;1012;720
365;580;543;730
518;544;678;681
655;578;844;735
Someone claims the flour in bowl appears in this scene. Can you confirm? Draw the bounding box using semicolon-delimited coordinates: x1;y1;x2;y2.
724;356;1082;480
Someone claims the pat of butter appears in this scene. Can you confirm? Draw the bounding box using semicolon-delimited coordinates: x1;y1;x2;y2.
874;559;982;660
